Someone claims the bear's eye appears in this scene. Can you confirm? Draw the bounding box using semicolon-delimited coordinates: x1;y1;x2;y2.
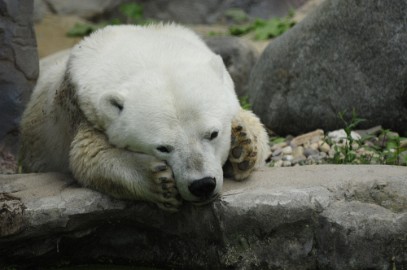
109;97;124;112
156;145;172;153
209;131;219;140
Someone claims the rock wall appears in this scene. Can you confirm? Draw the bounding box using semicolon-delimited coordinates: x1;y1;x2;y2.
0;0;38;173
1;165;406;269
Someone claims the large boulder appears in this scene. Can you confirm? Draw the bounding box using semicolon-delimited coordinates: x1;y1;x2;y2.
205;36;258;97
0;0;38;173
1;165;406;269
249;0;407;136
34;0;121;20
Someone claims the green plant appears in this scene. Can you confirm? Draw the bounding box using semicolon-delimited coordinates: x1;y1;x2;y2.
270;136;286;145
239;96;252;110
66;22;107;37
207;31;225;37
378;130;407;165
67;3;147;37
120;3;144;24
328;110;365;164
326;110;407;166
229;14;295;40
224;8;250;23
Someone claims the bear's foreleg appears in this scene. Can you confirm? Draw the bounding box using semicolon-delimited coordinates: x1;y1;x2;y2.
69;123;182;212
226;108;270;180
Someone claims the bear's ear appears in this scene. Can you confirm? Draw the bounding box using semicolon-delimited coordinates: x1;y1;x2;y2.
209;55;226;81
99;93;124;125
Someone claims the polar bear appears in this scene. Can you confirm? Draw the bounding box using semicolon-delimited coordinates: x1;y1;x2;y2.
19;24;270;212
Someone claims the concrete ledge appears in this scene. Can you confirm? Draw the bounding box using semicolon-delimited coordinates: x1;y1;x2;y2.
0;165;406;269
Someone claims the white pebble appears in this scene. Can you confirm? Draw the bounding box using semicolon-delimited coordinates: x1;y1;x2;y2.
319;142;330;153
310;142;319;150
283;155;294;161
283;161;292;167
282;146;293;155
319;152;327;159
272;148;282;157
327;129;361;143
271;142;288;151
274;160;283;167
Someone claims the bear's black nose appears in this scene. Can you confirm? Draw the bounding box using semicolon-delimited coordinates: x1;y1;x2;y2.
188;177;216;198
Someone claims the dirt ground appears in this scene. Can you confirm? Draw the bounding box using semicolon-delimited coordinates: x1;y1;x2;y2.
34;0;324;58
34;16;269;58
34;15;84;58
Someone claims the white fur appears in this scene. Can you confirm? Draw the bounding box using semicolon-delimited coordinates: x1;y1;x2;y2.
28;24;240;202
21;24;271;208
72;25;239;201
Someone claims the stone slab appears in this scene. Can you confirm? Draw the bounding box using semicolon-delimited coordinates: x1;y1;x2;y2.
0;165;406;269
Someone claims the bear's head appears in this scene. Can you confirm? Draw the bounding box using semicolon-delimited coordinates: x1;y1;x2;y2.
69;25;240;203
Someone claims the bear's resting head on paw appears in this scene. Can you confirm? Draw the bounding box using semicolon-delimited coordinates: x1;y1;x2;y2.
68;24;240;203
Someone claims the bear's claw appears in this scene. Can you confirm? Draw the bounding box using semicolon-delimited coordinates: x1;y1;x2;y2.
150;161;182;212
228;122;258;180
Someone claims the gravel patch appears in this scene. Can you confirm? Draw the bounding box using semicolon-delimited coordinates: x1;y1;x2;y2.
268;126;407;167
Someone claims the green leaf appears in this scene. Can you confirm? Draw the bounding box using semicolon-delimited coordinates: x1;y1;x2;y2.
228;15;295;40
224;8;249;23
120;3;144;22
208;31;224;37
229;23;253;36
66;22;103;37
239;96;252;110
271;137;286;144
386;141;398;150
254;20;280;40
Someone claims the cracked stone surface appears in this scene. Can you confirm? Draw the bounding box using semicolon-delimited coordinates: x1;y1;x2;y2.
0;0;39;173
0;165;406;269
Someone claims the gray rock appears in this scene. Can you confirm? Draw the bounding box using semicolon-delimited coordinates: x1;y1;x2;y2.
146;0;222;24
398;151;407;165
271;156;282;162
221;0;307;20
205;36;258;97
35;0;306;24
33;0;49;22
303;147;319;157
282;160;292;166
273;159;284;167
317;201;407;269
38;0;121;20
271;141;288;151
0;0;38;172
104;0;306;25
249;0;407;135
281;145;293;155
292;145;304;157
272;147;282;157
1;165;406;269
318;151;327;159
292;154;306;164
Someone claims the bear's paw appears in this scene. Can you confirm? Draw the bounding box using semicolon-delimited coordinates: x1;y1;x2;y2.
150;161;182;212
227;121;259;181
